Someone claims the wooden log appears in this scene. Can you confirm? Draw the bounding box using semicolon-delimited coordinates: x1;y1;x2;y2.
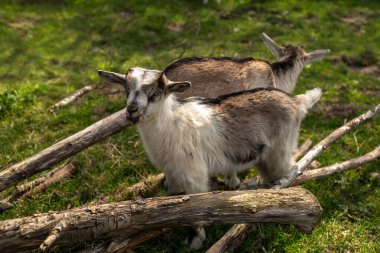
206;224;256;253
0;188;322;253
0;161;77;212
48;85;95;112
0;109;131;193
105;228;172;253
292;146;380;186
207;105;380;253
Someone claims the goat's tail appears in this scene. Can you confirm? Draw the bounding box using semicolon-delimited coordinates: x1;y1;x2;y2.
296;88;322;119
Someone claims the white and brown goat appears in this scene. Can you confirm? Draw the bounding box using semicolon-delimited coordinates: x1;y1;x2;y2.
109;68;321;194
98;68;321;248
99;33;329;96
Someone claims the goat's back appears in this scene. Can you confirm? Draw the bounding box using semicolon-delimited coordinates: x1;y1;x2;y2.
164;57;275;98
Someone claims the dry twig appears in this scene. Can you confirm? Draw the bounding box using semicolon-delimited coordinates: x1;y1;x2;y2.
48;85;95;112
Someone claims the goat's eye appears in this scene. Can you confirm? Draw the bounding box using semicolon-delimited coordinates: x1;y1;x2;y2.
154;90;161;96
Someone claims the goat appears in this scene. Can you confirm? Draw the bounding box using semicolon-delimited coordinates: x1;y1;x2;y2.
99;67;321;248
98;33;329;95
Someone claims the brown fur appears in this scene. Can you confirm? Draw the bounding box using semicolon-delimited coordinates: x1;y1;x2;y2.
164;57;275;98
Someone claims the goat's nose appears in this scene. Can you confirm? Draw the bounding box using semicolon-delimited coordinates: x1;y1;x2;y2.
127;105;138;114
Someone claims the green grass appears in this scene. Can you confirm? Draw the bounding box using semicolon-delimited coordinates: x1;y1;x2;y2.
0;0;379;252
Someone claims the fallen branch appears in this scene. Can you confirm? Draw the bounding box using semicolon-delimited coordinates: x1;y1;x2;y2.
0;201;13;212
106;228;172;253
207;224;256;253
0;109;131;193
207;104;379;253
292;146;380;186
125;173;165;198
275;104;379;189
293;139;313;161
0;161;77;212
0;188;322;253
48;85;95;112
39;220;68;252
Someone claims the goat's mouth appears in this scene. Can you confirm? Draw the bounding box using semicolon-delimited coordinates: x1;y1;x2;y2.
127;112;144;123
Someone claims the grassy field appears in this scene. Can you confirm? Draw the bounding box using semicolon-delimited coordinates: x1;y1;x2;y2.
0;0;379;252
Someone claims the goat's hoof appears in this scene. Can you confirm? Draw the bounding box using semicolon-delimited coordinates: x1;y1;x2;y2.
162;178;169;192
186;227;205;250
226;176;241;190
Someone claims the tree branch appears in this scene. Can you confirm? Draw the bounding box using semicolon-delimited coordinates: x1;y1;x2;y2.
0;188;322;253
292;146;380;186
0;109;131;193
48;85;95;112
0;161;77;212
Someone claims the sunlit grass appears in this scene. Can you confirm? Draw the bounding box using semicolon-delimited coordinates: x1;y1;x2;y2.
0;0;379;252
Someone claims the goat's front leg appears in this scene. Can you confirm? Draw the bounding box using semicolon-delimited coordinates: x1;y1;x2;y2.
224;171;240;189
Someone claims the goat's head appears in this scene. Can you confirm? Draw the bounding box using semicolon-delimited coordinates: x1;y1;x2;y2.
262;33;330;65
98;68;190;123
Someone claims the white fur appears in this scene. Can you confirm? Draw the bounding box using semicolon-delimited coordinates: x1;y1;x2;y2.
138;95;230;194
274;60;304;93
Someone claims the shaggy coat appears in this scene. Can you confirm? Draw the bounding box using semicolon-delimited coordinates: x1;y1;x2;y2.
98;33;330;97
129;72;321;194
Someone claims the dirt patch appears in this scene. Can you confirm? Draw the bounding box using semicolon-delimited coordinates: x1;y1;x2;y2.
323;103;360;119
362;86;380;98
330;52;380;80
330;51;377;67
118;8;133;20
340;11;373;34
166;23;184;33
8;16;39;32
305;13;319;24
350;65;380;80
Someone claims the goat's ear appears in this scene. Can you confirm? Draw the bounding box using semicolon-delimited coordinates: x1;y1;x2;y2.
262;33;282;59
98;70;126;86
167;81;191;93
161;74;191;93
303;49;331;64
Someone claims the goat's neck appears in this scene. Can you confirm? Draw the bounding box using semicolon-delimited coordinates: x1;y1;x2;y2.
273;59;304;93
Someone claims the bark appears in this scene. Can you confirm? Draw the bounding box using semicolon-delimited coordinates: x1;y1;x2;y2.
105;228;172;253
207;105;380;253
206;224;256;253
0;188;322;253
48;85;95;112
125;173;165;198
0;201;13;212
0;109;131;193
12;160;77;202
293;139;313;161
292;146;380;186
1;161;77;212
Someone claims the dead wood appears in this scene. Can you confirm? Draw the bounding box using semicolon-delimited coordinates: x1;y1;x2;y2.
293;139;313;161
48;85;95;112
125;173;165;198
0;188;322;253
0;109;131;193
0;201;13;212
292;146;380;186
207;104;379;253
0;161;77;212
